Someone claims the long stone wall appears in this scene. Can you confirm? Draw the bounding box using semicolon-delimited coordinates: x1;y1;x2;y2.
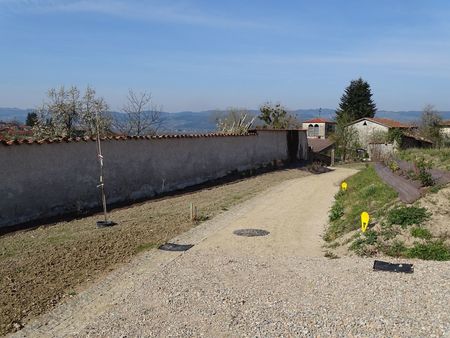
0;130;307;229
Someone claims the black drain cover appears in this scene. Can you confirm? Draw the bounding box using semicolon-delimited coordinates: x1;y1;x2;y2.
373;260;414;273
233;229;270;237
158;243;194;251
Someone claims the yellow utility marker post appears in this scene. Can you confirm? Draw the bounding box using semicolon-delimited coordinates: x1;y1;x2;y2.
361;212;370;232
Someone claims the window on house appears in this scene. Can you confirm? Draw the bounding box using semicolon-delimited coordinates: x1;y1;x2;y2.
308;124;314;137
363;121;367;126
314;124;319;137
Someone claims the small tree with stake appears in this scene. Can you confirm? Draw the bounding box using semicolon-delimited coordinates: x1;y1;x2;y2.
95;110;115;228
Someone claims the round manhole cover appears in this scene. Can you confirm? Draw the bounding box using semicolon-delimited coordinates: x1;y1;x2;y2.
233;229;270;237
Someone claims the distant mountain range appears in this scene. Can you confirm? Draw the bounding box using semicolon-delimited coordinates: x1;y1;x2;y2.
2;107;450;133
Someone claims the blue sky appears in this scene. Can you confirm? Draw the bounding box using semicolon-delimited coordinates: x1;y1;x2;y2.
1;0;450;112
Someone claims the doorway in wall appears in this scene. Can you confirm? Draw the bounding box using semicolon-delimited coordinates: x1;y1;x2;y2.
286;130;299;162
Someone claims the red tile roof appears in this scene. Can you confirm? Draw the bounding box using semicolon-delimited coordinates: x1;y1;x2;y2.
303;118;335;124
440;120;450;127
308;138;335;153
351;117;412;129
0;132;258;146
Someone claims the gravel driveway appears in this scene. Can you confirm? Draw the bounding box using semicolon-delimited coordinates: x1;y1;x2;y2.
12;168;450;337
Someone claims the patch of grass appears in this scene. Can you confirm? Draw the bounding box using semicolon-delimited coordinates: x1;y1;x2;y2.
325;241;340;249
324;251;339;259
381;240;407;258
134;242;158;253
349;230;378;256
415;157;435;187
399;148;450;171
364;229;378;245
387;206;430;228
429;185;444;194
379;222;399;240
329;200;344;222
406;241;450;261
410;227;433;240
324;165;397;241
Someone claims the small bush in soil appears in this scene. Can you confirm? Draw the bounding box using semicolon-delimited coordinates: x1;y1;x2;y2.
381;240;407;257
380;222;399;240
349;230;378;256
430;185;443;194
329;201;344;222
410;227;432;240
415;157;434;187
406;241;450;261
387;206;430;228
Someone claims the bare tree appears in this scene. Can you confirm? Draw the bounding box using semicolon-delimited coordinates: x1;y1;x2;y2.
420;104;443;147
115;90;163;136
215;108;255;134
258;102;300;129
80;86;111;137
331;113;360;162
33;85;111;138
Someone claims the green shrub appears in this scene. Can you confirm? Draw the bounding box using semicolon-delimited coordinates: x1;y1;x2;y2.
329;201;344;221
381;240;407;257
430;185;443;194
380;222;399;240
364;230;378;245
349;230;378;256
406;241;450;261
410;227;432;239
387;206;430;228
415;158;434;187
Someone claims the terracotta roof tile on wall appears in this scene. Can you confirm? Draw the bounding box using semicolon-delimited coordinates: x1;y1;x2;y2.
0;132;258;146
303;118;336;124
350;117;412;129
369;118;412;128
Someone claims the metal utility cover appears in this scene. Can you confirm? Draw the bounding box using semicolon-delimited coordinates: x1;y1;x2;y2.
373;260;414;273
158;243;194;252
233;229;270;237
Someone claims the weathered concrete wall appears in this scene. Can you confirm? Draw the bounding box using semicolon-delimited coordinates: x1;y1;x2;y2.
352;120;389;148
0;130;307;228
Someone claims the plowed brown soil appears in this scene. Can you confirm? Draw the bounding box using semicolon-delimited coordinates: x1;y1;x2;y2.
0;167;310;335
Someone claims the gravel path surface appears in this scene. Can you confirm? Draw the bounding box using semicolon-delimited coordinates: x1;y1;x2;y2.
12;168;450;337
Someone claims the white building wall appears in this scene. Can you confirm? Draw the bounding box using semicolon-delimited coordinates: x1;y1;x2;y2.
302;122;326;138
351;120;389;148
440;127;450;137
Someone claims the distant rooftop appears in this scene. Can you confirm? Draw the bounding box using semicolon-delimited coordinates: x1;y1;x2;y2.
303;118;336;124
351;117;412;129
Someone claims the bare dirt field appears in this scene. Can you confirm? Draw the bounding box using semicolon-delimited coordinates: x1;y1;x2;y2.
11;167;450;337
0;166;312;335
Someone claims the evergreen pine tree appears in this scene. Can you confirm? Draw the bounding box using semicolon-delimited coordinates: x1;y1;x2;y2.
25;112;38;127
336;78;377;122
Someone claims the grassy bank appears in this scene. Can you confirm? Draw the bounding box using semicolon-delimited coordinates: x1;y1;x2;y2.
399;147;450;171
324;165;398;242
325;164;450;261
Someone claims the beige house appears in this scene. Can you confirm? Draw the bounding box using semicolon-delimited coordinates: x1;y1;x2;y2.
347;117;412;148
302;118;336;139
440;120;450;137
